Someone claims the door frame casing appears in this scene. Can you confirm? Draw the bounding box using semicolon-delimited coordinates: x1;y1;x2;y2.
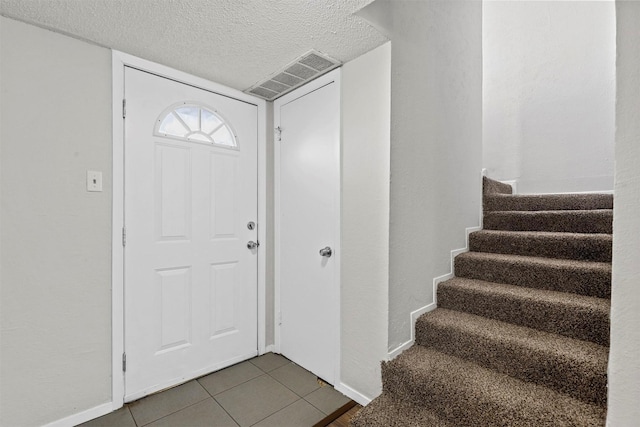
273;69;342;385
111;51;267;409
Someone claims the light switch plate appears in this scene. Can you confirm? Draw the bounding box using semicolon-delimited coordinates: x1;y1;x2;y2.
87;170;103;192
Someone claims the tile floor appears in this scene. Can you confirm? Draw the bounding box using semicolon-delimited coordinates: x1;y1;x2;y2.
80;353;352;427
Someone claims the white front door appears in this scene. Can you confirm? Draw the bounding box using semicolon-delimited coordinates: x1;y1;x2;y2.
275;70;341;385
124;67;258;401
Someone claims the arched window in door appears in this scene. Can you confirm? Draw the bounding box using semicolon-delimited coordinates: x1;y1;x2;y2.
155;103;238;148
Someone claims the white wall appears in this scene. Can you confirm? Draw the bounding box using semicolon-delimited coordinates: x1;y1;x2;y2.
387;1;483;350
0;17;112;426
340;42;391;402
607;1;640;424
483;0;616;194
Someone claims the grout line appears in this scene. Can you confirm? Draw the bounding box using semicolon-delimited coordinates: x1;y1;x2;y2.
207;373;270;398
248;357;292;374
217;359;329;426
207;373;289;426
265;364;321;398
129;381;211;426
248;363;328;424
205;378;267;426
211;395;241;427
194;358;272;425
247;358;263;372
248;398;306;427
303;393;334;416
196;358;275;398
134;397;211;427
125;406;140;427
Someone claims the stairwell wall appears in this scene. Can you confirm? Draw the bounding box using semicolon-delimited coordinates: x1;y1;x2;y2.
608;1;640;424
386;1;483;351
483;1;616;194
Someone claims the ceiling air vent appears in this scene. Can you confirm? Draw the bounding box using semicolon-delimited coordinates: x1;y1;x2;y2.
245;50;341;101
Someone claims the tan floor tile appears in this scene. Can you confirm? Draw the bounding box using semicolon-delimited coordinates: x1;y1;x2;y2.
249;353;290;372
252;399;325;427
215;375;298;426
146;399;238;427
269;363;321;397
198;361;263;396
78;406;136;427
128;381;210;426
304;385;351;415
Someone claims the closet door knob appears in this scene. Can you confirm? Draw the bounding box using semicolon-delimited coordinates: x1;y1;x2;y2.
319;247;332;258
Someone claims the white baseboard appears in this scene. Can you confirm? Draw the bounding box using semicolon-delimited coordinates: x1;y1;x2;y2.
387;225;481;361
464;226;482;250
335;382;374;406
387;301;437;360
43;401;113;427
264;344;276;354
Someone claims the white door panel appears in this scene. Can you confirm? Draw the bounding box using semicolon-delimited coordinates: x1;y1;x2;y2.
276;71;341;385
124;67;258;401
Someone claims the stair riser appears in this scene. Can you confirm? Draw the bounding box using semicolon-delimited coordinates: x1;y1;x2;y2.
382;356;605;427
437;283;610;346
454;256;611;298
415;318;607;406
469;232;612;262
484;211;613;234
484;194;613;212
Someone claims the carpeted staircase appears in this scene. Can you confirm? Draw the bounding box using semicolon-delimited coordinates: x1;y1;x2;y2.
351;177;612;426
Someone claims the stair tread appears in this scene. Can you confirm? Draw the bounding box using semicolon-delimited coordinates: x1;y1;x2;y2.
415;308;607;405
437;277;610;345
439;276;610;313
472;229;613;239
484;193;613;211
486;208;613;214
470;230;612;261
457;251;611;271
483;210;613;233
418;308;608;357
384;345;606;426
350;394;453;427
455;251;611;298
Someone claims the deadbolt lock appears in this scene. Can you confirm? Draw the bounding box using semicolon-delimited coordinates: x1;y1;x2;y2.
247;221;256;230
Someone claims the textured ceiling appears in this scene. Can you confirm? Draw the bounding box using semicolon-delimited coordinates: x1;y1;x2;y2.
0;0;387;91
